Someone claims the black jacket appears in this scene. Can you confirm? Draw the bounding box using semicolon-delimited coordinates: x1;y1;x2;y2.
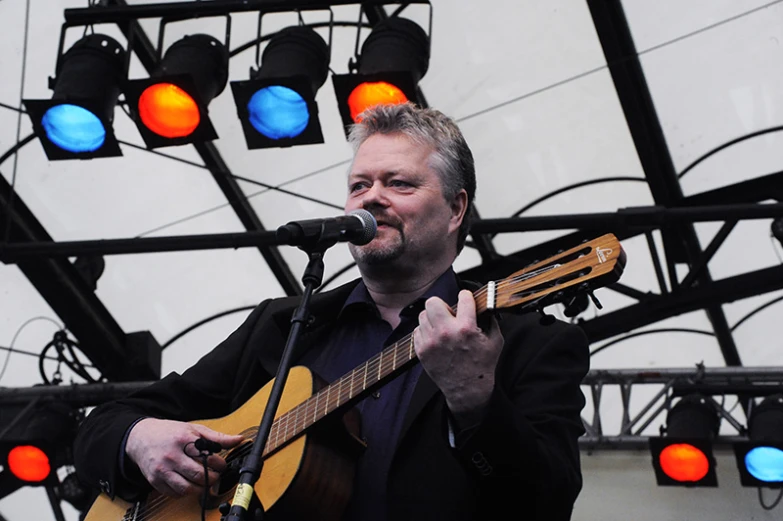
73;277;589;521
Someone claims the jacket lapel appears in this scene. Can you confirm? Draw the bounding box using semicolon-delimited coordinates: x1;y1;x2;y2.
255;280;361;376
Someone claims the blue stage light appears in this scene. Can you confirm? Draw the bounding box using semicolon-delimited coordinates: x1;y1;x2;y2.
41;104;106;153
734;395;783;488
230;26;328;149
745;446;783;483
247;86;309;139
24;34;125;160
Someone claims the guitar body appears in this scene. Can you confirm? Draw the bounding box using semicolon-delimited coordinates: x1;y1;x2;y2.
83;366;364;521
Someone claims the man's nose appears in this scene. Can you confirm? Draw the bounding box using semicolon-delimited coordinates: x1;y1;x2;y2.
359;183;389;208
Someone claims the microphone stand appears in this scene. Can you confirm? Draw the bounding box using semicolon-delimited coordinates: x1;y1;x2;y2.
221;227;342;521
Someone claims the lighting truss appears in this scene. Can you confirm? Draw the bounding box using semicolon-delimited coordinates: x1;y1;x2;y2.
579;365;783;450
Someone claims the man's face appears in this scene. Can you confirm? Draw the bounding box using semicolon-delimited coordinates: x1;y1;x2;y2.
345;133;465;269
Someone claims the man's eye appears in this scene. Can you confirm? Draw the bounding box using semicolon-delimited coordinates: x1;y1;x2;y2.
350;183;366;192
390;180;412;187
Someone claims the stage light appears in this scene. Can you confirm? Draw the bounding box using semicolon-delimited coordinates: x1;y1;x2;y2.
649;395;719;487
230;25;329;149
6;445;51;483
734;394;783;487
0;402;79;489
125;34;229;148
23;34;125;160
332;17;430;135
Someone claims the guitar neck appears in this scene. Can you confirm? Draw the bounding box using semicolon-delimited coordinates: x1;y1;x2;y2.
261;285;493;456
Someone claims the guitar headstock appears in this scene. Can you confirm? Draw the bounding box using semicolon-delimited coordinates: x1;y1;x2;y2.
480;234;626;314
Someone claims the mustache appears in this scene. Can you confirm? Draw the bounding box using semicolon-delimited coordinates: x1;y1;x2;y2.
366;210;402;229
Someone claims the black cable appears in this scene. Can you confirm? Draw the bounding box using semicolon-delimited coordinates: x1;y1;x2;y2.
38;333;101;384
0;344;60;362
0;316;64;384
183;440;213;521
0;101;26;114
56;334;100;383
677;125;783;179
730;295;783;332
38;340;59;385
589;328;715;357
228;21;372;58
161;306;256;350
758;487;783;510
133;157;353;239
510;177;647;218
232;174;343;211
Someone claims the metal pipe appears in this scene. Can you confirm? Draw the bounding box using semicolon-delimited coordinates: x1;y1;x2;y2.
65;0;430;25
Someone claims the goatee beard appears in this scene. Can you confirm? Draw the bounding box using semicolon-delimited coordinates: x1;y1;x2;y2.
349;227;405;265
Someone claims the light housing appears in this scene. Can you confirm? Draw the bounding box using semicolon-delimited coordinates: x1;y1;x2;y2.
734;394;783;487
649;395;719;487
0;402;79;491
125;34;229;148
231;25;329;149
332;17;429;136
24;34;125;160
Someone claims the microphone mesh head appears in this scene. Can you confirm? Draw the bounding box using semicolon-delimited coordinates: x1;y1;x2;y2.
349;209;377;245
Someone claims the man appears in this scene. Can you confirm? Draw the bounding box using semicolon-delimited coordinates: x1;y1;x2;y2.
73;103;589;521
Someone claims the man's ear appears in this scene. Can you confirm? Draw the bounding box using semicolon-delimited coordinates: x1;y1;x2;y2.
449;189;468;234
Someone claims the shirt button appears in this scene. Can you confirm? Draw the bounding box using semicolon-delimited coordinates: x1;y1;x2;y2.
98;479;111;495
372;391;381;399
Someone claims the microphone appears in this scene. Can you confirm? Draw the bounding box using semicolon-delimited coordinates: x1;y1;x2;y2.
276;209;377;246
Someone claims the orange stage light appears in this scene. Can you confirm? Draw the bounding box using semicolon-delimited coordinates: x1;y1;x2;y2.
659;443;710;482
347;81;409;122
138;83;201;138
7;445;51;483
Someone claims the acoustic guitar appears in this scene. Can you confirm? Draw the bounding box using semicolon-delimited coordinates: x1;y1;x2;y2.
83;233;626;521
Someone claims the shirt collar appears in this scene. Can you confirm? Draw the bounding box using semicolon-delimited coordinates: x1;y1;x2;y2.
340;267;461;319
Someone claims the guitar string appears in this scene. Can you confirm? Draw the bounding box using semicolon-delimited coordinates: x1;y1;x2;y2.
122;258;588;521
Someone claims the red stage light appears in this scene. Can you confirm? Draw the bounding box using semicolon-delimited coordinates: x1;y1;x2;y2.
347;81;409;122
7;445;51;483
138;83;201;138
659;443;710;482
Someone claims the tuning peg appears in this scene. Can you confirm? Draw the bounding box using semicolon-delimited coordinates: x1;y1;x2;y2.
563;292;589;318
587;290;603;310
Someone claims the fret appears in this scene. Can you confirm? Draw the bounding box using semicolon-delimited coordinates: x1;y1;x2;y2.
363;359;368;390
392;344;397;371
324;385;330;416
312;390;319;423
378;350;383;381
349;370;354;399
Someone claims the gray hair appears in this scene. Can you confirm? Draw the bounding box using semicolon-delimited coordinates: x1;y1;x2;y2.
347;102;476;253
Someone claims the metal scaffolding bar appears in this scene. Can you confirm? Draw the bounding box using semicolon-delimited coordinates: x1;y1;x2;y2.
2;203;780;262
587;0;745;370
